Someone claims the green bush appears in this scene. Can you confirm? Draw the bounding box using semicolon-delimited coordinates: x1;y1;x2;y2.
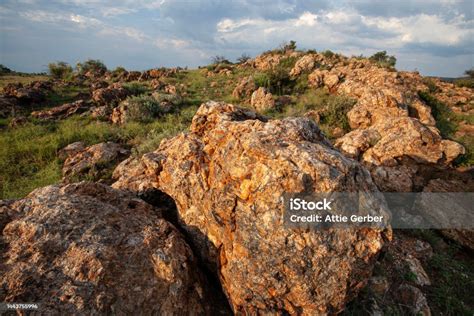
237;53;251;64
319;94;356;133
422;78;440;93
0;64;12;75
465;68;474;79
454;78;474;89
321;50;335;58
76;59;107;76
369;51;397;68
48;61;73;79
122;82;148;96
418;91;457;138
122;94;180;123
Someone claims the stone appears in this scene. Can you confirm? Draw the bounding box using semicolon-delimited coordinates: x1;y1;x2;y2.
62;142;130;183
31;100;90;120
232;76;256;100
58;141;86;160
92;83;129;106
0;182;223;315
113;101;391;314
250;87;275;112
395;284;431;315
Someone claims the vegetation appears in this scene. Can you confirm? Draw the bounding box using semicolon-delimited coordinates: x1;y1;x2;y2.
76;59;107;75
121;93;180;123
237;53;251;64
0;64;12;75
48;61;73;80
369;50;397;68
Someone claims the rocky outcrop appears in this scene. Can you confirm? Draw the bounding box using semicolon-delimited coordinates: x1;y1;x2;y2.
62;142;130;183
31;100;90;120
92;83;128;106
0;97;18;118
0;182;222;315
250;87;275;112
290;54;318;77
113;101;390;314
232;76;256;100
2;81;51;104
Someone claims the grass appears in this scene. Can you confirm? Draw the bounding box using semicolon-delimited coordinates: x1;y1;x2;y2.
0;74;49;91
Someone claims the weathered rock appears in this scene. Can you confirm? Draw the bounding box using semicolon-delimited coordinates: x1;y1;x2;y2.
253;53;283;71
395;284;431;315
62;142;130;183
58;141;86;160
250;87;275;112
3;82;47;104
164;84;177;95
232;76;256;100
92;83;129;106
0;182;222;315
31;100;90;120
0;97;19;118
111;93;177;124
8;116;28;128
289;54;318;77
113;101;390;314
90;80;108;90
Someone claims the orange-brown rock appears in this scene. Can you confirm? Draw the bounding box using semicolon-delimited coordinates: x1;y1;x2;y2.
113;101;390;314
232;76;256;100
0;182;223;315
250;87;275;112
92;83;129;106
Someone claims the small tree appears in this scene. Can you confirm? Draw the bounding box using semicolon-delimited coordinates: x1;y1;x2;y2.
465;68;474;78
369;51;396;68
48;61;73;79
237;53;251;64
211;55;231;65
76;59;107;76
0;64;12;75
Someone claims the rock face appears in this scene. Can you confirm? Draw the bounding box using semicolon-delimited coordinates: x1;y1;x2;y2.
113;101;390;314
250;87;275;112
62;142;130;183
31;100;90;120
3;81;51;104
0;182;219;315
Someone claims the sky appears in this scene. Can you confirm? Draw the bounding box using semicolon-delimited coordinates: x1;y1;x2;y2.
0;0;473;77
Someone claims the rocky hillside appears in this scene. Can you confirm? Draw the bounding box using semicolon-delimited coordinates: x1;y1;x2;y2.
1;47;473;314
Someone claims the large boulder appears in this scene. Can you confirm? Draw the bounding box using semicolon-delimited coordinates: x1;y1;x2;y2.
113;101;390;314
0;182;223;315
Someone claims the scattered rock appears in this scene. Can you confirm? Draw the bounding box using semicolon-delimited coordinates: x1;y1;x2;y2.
232;76;256;100
62;142;130;183
58;141;86;160
0;182;223;315
164;84;177;95
31;100;90;120
404;255;431;286
113;101;390;314
0;97;19;118
250;87;275;112
289;54;318;76
8;116;28;128
92;83;129;106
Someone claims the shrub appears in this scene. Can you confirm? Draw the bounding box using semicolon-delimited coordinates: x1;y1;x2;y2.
0;64;12;75
422;78;440;93
454;78;474;89
237;53;251;64
76;59;107;76
369;51;396;68
122;82;148;96
322;50;335;58
465;68;474;79
211;55;231;65
48;61;73;79
122;94;180;123
254;72;271;89
418;91;457;138
280;40;297;52
319;94;356;133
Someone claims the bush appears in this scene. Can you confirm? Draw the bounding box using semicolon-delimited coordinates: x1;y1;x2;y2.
122;94;180;123
237;53;251;64
0;64;12;75
454;77;474;89
211;55;231;65
465;68;474;79
369;51;397;68
418;91;457;138
48;61;73;79
422;78;440;93
280;40;297;52
319;95;356;133
122;82;148;96
76;59;107;76
321;50;335;58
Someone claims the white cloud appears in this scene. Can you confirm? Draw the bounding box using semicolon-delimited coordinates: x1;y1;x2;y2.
295;12;317;26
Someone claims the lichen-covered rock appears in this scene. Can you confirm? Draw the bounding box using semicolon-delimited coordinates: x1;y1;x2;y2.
250;87;275;112
289;54;318;77
62;142;130;183
113;101;390;314
0;182;220;315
